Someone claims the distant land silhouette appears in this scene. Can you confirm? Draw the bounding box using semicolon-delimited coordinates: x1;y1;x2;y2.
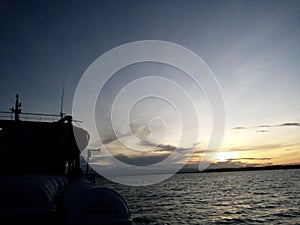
178;164;300;174
202;164;300;173
83;162;300;177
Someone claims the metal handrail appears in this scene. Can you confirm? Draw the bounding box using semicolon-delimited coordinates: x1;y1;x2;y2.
0;111;61;122
0;111;82;123
1;95;82;123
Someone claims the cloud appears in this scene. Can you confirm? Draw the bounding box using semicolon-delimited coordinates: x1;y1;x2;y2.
232;126;247;129
221;142;300;152
232;122;300;131
139;140;176;152
93;135;187;166
256;130;269;133
114;153;169;166
129;121;151;140
101;136;118;144
230;157;271;161
277;123;300;127
257;125;272;128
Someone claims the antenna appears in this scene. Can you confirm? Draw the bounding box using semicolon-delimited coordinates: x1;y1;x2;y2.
10;94;22;121
60;76;66;118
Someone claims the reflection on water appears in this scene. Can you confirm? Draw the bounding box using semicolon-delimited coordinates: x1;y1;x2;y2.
96;169;300;224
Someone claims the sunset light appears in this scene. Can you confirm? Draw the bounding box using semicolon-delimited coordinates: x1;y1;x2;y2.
214;151;239;162
0;1;299;224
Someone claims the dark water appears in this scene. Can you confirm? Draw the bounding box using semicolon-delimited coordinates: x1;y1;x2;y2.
95;169;300;224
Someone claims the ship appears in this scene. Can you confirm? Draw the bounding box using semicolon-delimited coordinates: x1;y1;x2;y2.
0;94;131;225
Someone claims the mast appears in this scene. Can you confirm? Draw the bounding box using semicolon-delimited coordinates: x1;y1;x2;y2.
10;94;22;121
60;76;66;118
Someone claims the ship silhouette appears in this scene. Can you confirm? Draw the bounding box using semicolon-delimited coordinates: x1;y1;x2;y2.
0;94;131;225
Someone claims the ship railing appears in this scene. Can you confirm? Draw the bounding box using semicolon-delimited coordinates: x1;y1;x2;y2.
0;111;62;122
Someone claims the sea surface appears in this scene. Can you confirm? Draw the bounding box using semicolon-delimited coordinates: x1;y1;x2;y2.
95;169;300;224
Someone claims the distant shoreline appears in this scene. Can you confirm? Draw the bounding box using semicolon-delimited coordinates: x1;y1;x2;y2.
86;164;300;178
178;164;300;174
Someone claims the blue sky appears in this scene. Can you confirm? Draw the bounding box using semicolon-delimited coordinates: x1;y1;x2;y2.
0;0;299;171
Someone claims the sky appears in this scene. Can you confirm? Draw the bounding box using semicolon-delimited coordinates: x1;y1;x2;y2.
0;0;299;173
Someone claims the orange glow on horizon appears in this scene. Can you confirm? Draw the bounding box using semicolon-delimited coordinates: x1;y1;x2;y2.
214;151;239;162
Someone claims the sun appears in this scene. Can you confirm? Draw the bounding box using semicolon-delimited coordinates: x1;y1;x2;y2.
214;152;238;162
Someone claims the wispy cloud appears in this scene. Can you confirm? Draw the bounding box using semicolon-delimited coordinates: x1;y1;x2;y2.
221;142;300;152
232;122;300;131
114;153;169;166
256;129;269;133
232;126;247;130
257;125;272;128
230;157;271;161
277;123;300;127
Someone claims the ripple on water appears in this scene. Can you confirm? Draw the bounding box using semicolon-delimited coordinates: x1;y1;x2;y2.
96;169;300;224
